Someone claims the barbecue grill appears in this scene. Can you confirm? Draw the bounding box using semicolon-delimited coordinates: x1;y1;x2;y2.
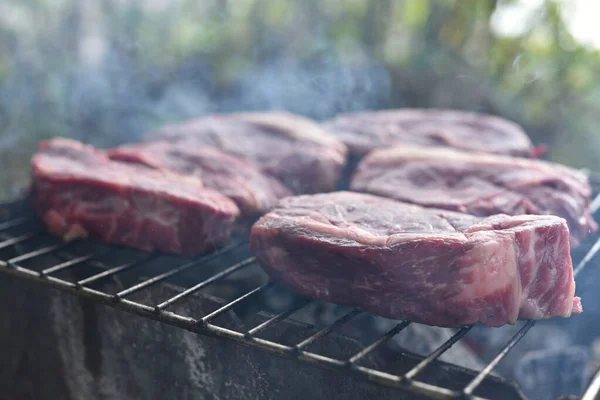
1;178;600;400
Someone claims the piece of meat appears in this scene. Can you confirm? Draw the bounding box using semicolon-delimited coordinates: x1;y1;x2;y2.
250;191;581;328
351;145;597;248
148;111;348;194
107;142;291;219
32;138;240;256
323;108;540;158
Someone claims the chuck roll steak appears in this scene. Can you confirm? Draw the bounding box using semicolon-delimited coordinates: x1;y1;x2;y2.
108;142;291;218
324;108;540;158
250;192;582;328
149;111;348;194
351;145;597;248
32;138;239;256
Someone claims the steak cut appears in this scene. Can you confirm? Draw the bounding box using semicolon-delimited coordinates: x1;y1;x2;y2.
149;111;348;194
250;191;582;328
323;108;541;158
108;142;292;218
32;138;240;256
351;145;597;248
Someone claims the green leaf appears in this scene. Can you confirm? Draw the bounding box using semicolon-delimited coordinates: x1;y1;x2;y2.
403;0;430;29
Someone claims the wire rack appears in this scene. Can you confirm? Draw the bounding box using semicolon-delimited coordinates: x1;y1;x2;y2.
1;191;600;400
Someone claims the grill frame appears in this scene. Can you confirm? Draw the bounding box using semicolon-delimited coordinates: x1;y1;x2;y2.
1;188;600;400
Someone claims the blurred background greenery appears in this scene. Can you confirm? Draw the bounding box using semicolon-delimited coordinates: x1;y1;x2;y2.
1;0;600;200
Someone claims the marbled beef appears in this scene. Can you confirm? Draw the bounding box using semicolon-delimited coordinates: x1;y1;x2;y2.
351;145;597;247
250;192;581;328
149;111;348;194
324;108;540;158
108;142;291;219
32;138;239;256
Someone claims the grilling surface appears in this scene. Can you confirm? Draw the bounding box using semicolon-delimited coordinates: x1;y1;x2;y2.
1;194;600;399
28;110;595;323
8;108;600;399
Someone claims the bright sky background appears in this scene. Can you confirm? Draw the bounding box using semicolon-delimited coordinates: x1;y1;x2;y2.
563;0;600;48
491;0;600;49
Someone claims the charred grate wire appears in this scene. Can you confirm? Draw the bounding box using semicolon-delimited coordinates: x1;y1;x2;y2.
1;182;600;400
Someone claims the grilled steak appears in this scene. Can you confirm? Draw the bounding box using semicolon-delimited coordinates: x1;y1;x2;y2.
149;111;348;194
250;191;581;328
351;145;597;248
324;108;540;158
108;142;291;218
32;138;239;256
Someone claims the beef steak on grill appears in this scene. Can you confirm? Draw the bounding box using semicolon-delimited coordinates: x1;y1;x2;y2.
323;108;540;158
108;142;292;218
148;111;348;194
32;138;240;256
351;145;597;248
250;191;581;328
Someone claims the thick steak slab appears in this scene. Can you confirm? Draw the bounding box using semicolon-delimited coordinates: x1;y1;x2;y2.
351;145;597;248
32;138;239;256
108;142;291;218
149;111;348;194
250;192;581;328
324;108;539;158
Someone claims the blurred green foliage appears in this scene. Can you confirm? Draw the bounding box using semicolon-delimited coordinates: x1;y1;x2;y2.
1;0;600;199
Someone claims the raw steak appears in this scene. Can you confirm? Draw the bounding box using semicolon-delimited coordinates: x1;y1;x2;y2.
149;111;348;194
351;145;597;248
250;191;582;328
32;138;239;256
108;142;291;218
323;108;541;158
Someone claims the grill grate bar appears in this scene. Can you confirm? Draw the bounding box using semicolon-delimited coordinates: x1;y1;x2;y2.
205;319;467;398
200;282;273;325
155;256;257;311
8;242;72;264
350;364;460;399
245;299;314;338
574;236;600;277
0;231;39;250
114;241;245;299
581;364;600;400
462;320;535;396
2;197;599;400
0;216;33;232
77;254;158;287
0;249;504;400
41;253;98;276
348;321;412;365
295;308;363;351
404;325;473;381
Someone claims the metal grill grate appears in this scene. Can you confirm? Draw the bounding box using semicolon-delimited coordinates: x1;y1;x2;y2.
1;186;600;400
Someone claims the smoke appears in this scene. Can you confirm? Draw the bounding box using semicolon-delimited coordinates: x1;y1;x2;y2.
0;2;391;157
224;57;391;120
515;346;590;400
0;46;390;151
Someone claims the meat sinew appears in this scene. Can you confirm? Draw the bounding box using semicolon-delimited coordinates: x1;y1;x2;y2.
323;108;540;158
351;145;597;248
149;111;348;194
108;142;291;218
32;138;240;256
250;191;582;328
